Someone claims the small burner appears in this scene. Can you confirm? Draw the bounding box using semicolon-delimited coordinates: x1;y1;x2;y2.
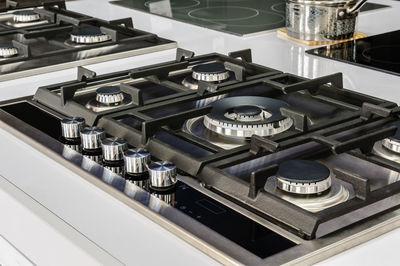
203;96;293;139
13;10;40;23
192;62;230;82
276;160;332;195
182;62;230;90
0;44;18;58
96;86;124;105
85;86;132;112
70;26;111;44
382;121;400;153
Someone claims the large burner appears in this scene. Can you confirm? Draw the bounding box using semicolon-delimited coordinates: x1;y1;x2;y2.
182;62;230;90
276;160;332;195
70;26;111;44
203;96;293;139
85;86;132;112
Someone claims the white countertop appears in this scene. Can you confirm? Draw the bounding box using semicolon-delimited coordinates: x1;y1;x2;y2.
1;0;400;265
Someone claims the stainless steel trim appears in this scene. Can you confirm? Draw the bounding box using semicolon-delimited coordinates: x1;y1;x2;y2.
0;42;177;82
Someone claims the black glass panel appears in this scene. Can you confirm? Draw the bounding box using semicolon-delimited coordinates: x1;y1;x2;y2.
307;30;400;76
1;102;61;139
173;182;297;258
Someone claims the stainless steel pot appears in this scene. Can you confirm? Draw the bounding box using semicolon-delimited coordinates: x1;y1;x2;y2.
286;0;368;41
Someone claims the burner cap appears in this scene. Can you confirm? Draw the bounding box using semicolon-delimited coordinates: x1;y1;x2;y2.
232;105;263;121
203;96;293;139
0;43;18;58
13;10;40;23
192;62;230;82
70;26;111;44
382;121;400;153
96;86;124;105
276;160;332;195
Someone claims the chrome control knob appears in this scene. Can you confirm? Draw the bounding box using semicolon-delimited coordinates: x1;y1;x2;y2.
80;127;105;150
96;86;124;105
101;137;127;161
61;117;85;139
148;161;177;189
124;148;151;174
192;62;230;82
13;10;40;23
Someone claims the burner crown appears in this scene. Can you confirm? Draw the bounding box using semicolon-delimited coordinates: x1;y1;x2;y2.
96;86;124;105
13;10;40;23
124;148;151;174
70;26;111;44
203;96;293;139
192;62;230;82
276;160;332;195
382;121;400;154
0;44;18;58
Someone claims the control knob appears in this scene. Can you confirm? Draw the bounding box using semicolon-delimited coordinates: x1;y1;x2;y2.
80;127;105;150
124;148;151;175
101;137;127;161
60;117;85;140
148;161;177;189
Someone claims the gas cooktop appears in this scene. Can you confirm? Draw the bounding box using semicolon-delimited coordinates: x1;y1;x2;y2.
307;30;400;77
110;0;389;36
0;0;176;81
2;48;400;265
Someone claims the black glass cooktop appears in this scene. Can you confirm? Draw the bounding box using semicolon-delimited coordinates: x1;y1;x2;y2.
110;0;388;36
307;30;400;77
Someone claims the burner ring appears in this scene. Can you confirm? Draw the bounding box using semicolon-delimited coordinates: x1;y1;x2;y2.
0;43;18;58
381;121;400;153
70;26;111;44
192;62;230;82
276;160;332;195
203;96;293;139
13;10;40;23
96;86;124;105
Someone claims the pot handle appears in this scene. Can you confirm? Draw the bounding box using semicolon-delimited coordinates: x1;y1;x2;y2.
345;0;368;14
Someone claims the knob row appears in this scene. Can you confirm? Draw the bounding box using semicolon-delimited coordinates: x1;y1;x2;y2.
60;117;177;189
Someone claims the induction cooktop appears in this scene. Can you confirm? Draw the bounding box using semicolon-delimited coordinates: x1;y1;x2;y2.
307;30;400;77
110;0;389;36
